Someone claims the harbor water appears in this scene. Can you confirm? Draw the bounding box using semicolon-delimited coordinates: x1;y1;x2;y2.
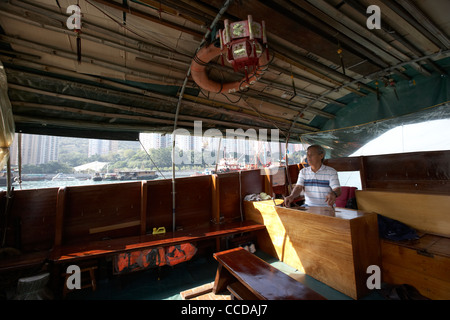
0;171;198;191
1;171;362;191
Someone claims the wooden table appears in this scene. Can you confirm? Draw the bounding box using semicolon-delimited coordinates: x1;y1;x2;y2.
213;247;326;300
244;200;381;299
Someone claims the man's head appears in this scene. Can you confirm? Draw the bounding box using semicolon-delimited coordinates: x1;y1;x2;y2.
306;145;325;168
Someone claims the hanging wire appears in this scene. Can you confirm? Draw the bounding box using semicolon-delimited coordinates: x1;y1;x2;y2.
171;0;235;232
138;139;166;179
85;0;146;39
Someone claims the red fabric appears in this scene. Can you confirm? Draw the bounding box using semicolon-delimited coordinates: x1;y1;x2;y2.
336;186;357;208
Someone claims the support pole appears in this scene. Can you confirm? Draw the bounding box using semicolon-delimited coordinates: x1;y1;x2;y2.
171;0;234;232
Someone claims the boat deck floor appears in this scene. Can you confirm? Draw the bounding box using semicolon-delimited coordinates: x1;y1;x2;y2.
65;250;385;300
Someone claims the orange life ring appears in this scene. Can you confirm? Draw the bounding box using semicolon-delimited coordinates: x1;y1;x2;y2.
191;44;268;94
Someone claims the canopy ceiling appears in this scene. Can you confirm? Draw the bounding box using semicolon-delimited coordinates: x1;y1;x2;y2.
0;0;449;143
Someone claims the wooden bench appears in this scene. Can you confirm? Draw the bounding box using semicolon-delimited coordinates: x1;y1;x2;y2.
213;247;326;300
0;250;50;273
50;220;266;263
356;190;450;300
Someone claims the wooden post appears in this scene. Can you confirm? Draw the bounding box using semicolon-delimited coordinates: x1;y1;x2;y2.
54;187;66;247
359;156;368;190
140;180;148;235
211;174;220;224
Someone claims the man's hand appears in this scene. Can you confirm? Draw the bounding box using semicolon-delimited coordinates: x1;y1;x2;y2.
283;185;303;207
325;191;337;207
283;195;294;207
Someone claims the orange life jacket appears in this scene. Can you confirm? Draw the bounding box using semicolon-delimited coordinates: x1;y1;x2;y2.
165;243;197;266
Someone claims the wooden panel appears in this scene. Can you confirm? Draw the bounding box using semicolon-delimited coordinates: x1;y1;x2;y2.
146;179;172;230
244;200;381;299
89;220;141;234
356;190;450;237
172;176;212;230
147;176;213;232
216;172;241;222
365;180;450;193
1;188;58;252
325;157;360;172
350;213;381;296
63;182;142;244
381;240;450;300
363;150;450;194
287;164;300;185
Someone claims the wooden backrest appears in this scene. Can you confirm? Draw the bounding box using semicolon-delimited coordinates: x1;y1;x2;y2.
240;169;267;196
61;182;142;244
361;150;450;194
171;175;212;230
287;164;301;185
145;179;172;231
1;188;58;252
215;172;241;223
324;150;450;195
145;175;213;232
356;190;450;237
211;169;268;224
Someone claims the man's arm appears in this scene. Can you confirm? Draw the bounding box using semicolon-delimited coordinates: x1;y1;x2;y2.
284;185;304;207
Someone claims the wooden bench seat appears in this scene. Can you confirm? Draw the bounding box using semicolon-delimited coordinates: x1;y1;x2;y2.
50;220;266;263
356;190;450;300
380;234;450;300
0;250;50;273
213;247;326;300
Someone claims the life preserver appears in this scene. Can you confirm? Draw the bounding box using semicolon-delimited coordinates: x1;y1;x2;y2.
191;44;268;94
113;247;166;274
165;243;197;266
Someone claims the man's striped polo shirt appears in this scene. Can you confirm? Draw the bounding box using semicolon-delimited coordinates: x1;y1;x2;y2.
296;164;340;207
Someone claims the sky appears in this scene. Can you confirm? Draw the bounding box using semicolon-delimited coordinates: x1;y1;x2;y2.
350;119;450;156
338;119;450;188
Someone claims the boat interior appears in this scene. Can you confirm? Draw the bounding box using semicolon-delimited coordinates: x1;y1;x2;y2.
0;150;449;300
0;0;449;301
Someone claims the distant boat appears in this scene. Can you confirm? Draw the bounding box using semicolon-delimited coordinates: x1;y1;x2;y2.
92;172;103;181
118;170;158;180
191;169;216;176
103;173;119;181
217;158;243;173
52;173;77;181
